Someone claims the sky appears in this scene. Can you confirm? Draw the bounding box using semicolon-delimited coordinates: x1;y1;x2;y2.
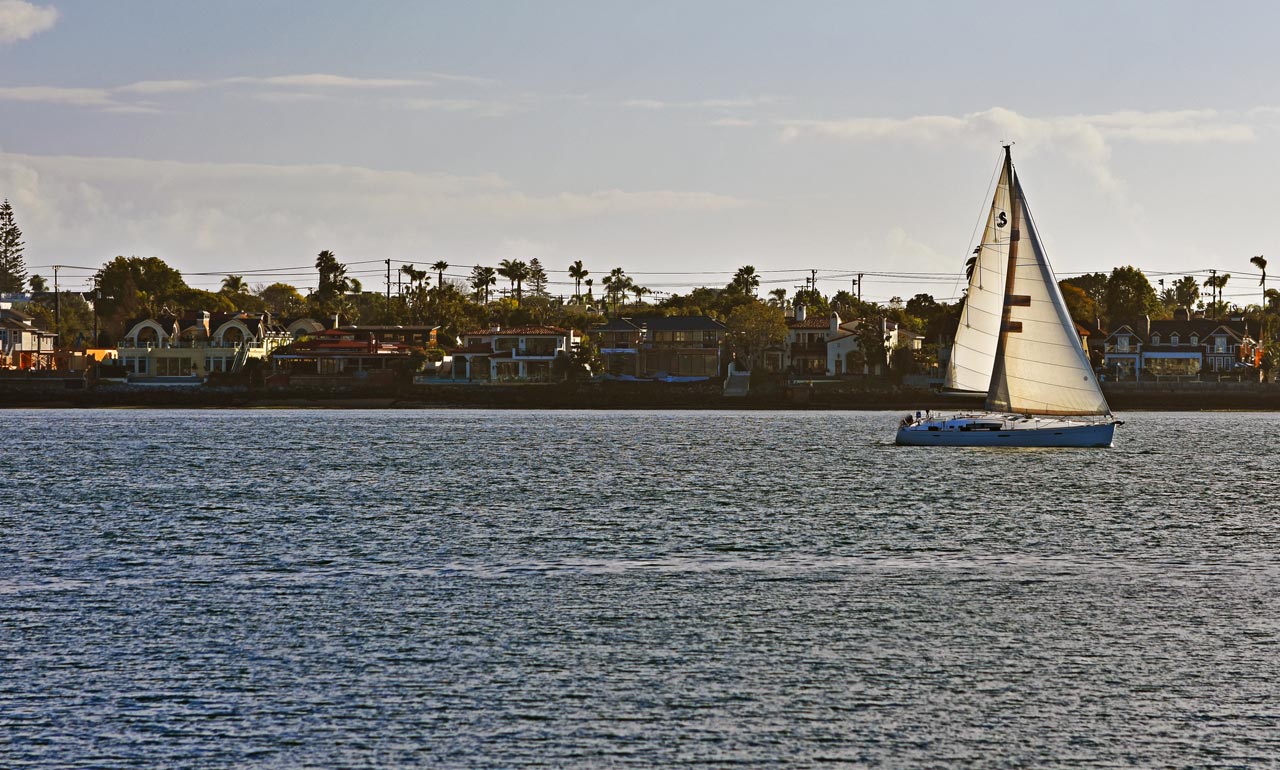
2;0;1279;304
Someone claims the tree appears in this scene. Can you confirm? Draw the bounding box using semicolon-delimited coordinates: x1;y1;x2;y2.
1104;266;1160;323
767;288;787;307
314;250;353;317
1169;275;1201;310
259;282;307;316
1203;272;1231;318
726;300;786;370
728;265;760;297
0;199;26;293
221;275;247;295
29;274;47;292
603;267;632;313
431;260;449;289
95;256;189;335
568;260;589;301
470;265;497;303
1251;255;1267;310
509;260;530;305
1061;272;1108;311
527;258;549;299
632;285;649;305
1059;282;1098;324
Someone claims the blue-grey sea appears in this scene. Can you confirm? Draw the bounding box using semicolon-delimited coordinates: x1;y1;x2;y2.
3;409;1279;768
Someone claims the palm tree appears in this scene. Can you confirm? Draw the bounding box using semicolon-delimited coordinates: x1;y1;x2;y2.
568;260;589;302
470;265;497;303
506;260;530;305
497;258;525;300
1252;255;1267;309
632;285;649;305
221;274;246;295
432;260;449;289
1266;288;1280;314
730;265;760;296
768;288;787;307
584;278;594;303
1203;273;1231;317
604;267;631;313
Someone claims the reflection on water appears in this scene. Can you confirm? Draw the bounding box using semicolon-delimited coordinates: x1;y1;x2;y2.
3;409;1280;767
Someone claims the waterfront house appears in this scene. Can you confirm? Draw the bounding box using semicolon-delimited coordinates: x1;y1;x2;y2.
269;327;419;385
339;324;439;347
587;316;727;379
117;311;291;381
449;325;579;382
1103;308;1259;381
763;307;914;377
0;308;58;370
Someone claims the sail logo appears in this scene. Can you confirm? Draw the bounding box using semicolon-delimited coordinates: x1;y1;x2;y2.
996;211;1008;228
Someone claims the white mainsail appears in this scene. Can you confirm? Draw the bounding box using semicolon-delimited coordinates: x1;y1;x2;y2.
943;156;1011;394
986;160;1110;416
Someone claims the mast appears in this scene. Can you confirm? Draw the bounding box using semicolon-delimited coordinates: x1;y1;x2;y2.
985;145;1020;412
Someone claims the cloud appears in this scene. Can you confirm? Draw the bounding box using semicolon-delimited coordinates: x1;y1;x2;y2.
779;107;1255;147
389;96;520;116
0;85;112;106
1;71;505;113
0;152;750;268
623;95;781;110
116;79;208;95
0;0;57;44
778;106;1259;199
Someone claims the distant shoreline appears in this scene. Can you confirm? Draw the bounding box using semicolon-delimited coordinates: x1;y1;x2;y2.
3;379;1279;411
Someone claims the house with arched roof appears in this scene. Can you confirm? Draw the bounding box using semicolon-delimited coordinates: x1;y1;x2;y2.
116;311;291;381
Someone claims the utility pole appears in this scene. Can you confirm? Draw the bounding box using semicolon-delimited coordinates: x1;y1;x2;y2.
1208;268;1218;314
53;265;60;350
857;272;864;302
385;259;391;304
810;269;818;294
92;275;99;347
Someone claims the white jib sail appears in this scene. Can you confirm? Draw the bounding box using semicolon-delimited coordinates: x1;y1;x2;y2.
943;157;1012;394
986;175;1110;416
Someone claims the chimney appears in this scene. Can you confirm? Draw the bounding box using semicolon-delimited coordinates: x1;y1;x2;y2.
1145;315;1151;337
830;310;841;336
795;304;807;322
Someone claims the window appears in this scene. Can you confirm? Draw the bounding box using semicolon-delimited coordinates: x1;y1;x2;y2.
1151;333;1161;345
1170;333;1179;345
1190;334;1199;346
1215;336;1226;353
1116;335;1130;352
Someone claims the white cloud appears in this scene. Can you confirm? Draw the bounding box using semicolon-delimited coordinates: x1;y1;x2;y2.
0;0;57;44
247;73;428;89
623;94;781;110
0;85;111;106
778;106;1260;200
0;71;506;114
0;152;750;270
116;79;208;95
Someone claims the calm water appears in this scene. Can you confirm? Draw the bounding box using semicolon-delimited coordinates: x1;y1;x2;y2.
3;409;1279;768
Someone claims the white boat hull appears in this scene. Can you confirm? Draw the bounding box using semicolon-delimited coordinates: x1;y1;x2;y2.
895;413;1117;448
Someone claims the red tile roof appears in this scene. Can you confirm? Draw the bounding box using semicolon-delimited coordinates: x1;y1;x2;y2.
462;325;570;336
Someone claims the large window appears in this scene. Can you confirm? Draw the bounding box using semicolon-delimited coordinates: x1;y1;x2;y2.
155;356;192;376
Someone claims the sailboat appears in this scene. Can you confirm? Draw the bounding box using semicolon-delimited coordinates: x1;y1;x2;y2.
896;146;1120;448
